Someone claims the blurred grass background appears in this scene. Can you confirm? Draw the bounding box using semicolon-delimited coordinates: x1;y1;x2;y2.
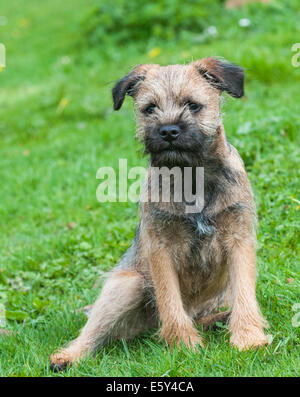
0;0;299;376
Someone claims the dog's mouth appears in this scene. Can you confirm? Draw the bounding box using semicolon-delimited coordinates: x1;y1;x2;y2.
147;145;201;167
160;144;184;153
147;141;190;154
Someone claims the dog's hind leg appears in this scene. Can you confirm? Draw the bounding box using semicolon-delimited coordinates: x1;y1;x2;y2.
50;269;149;370
195;310;231;331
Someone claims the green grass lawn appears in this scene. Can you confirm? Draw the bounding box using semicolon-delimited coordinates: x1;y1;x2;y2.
0;0;299;377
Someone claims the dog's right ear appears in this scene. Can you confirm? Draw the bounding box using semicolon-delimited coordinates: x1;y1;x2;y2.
112;72;144;111
112;64;155;110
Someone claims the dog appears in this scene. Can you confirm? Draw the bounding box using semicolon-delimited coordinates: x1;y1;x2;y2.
50;57;268;371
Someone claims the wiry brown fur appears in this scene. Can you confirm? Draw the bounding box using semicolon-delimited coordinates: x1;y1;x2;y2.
50;57;268;371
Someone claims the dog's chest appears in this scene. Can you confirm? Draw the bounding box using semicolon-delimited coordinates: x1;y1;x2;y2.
150;208;224;275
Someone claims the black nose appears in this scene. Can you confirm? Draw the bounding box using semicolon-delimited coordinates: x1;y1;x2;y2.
158;125;181;142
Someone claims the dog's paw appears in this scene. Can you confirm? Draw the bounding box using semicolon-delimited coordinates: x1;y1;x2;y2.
178;332;204;350
230;327;269;351
162;325;204;350
50;350;75;372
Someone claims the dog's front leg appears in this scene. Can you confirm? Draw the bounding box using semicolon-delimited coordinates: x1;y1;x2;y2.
149;248;203;349
228;239;269;350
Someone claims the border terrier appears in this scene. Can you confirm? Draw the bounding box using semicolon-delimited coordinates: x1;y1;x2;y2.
50;57;268;370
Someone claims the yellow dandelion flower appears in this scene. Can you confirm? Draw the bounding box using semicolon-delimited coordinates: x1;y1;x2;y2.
56;98;69;114
148;47;161;58
18;18;30;28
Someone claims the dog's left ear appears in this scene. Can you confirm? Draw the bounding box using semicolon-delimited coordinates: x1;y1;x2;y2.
193;57;244;98
112;64;157;110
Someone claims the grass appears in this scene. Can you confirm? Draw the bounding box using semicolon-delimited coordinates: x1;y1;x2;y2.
0;0;299;377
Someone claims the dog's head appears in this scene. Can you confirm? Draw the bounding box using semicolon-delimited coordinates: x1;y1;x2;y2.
112;58;244;167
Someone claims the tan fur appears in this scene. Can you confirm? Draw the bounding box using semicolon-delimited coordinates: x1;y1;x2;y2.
51;269;149;369
142;226;203;348
50;58;268;370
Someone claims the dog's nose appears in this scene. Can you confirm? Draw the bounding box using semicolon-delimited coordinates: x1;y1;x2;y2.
158;125;181;142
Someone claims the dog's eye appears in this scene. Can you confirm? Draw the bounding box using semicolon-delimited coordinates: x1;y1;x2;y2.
187;102;203;114
143;104;156;115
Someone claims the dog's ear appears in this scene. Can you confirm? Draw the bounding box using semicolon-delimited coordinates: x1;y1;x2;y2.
112;72;144;110
193;57;244;98
112;64;156;110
